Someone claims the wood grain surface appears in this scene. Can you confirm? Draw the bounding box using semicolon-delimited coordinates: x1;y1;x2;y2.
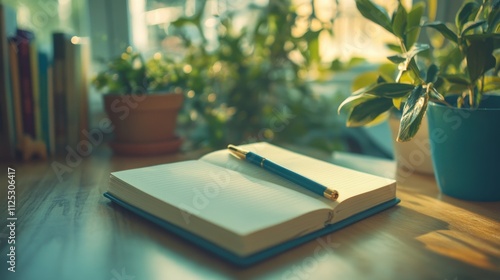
0;147;499;280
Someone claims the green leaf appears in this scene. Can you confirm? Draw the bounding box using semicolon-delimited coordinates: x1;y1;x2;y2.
464;33;500;40
495;48;500;73
171;17;198;28
386;43;402;53
395;44;428;81
392;3;408;39
399;69;418;84
461;20;487;37
433;77;445;89
305;30;321;64
406;43;430;58
448;84;469;94
396;44;429;76
425;64;438;83
406;2;425;47
361;83;415;98
456;1;480;32
424;22;458;43
387;54;406;64
338;93;377;114
355;0;393;34
483;76;500;92
487;2;500;32
397;85;428;142
346;97;393;127
467;37;496;82
441;74;471;85
376;75;388;84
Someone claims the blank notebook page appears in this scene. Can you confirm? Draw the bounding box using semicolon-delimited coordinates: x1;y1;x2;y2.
200;142;395;203
111;160;328;235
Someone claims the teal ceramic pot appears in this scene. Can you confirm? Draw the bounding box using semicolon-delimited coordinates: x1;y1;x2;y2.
427;95;500;201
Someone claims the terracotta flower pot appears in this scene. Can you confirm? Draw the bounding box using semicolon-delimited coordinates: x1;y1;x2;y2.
103;92;183;155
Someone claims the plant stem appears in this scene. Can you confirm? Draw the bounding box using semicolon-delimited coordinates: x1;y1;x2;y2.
398;38;408;56
468;86;474;107
397;38;425;84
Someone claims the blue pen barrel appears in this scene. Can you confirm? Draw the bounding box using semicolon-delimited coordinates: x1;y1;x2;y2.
246;152;326;197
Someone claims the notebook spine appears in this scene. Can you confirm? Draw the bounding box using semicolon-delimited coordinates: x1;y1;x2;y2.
324;211;334;226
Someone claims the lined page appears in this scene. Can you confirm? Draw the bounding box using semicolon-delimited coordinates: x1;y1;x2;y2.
200;142;395;205
110;160;328;235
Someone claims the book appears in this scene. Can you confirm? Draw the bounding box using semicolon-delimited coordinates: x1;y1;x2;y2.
0;4;17;159
46;65;55;156
13;29;36;138
77;38;90;143
105;142;398;265
52;33;88;153
64;37;80;149
8;39;23;145
38;52;53;155
30;41;42;141
52;32;68;154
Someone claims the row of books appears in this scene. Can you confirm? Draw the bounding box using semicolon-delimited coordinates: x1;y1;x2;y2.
0;4;89;160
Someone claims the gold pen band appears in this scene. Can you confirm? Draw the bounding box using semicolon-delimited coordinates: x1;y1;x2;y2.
323;188;339;201
228;144;248;159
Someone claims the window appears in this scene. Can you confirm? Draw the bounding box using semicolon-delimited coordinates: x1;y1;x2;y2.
129;0;411;63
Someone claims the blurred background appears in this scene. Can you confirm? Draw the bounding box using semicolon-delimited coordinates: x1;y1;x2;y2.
0;0;463;160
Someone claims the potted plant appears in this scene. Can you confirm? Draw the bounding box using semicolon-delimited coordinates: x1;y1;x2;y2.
92;47;185;155
350;67;435;176
338;0;500;201
169;0;344;151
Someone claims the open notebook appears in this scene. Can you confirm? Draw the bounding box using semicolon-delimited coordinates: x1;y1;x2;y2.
104;142;398;265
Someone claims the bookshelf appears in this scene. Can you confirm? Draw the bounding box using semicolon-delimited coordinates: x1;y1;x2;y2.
0;3;90;160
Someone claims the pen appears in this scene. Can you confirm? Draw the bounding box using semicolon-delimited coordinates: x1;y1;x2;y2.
227;144;339;201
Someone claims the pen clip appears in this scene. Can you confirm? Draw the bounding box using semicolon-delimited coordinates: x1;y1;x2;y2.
227;145;249;160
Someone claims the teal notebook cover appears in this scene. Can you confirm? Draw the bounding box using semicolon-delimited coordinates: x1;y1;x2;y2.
104;192;400;267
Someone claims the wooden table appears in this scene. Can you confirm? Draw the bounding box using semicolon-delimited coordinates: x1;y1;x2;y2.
1;146;499;280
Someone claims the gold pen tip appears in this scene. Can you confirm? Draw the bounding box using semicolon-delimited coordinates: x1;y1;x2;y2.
324;189;339;201
227;144;248;159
